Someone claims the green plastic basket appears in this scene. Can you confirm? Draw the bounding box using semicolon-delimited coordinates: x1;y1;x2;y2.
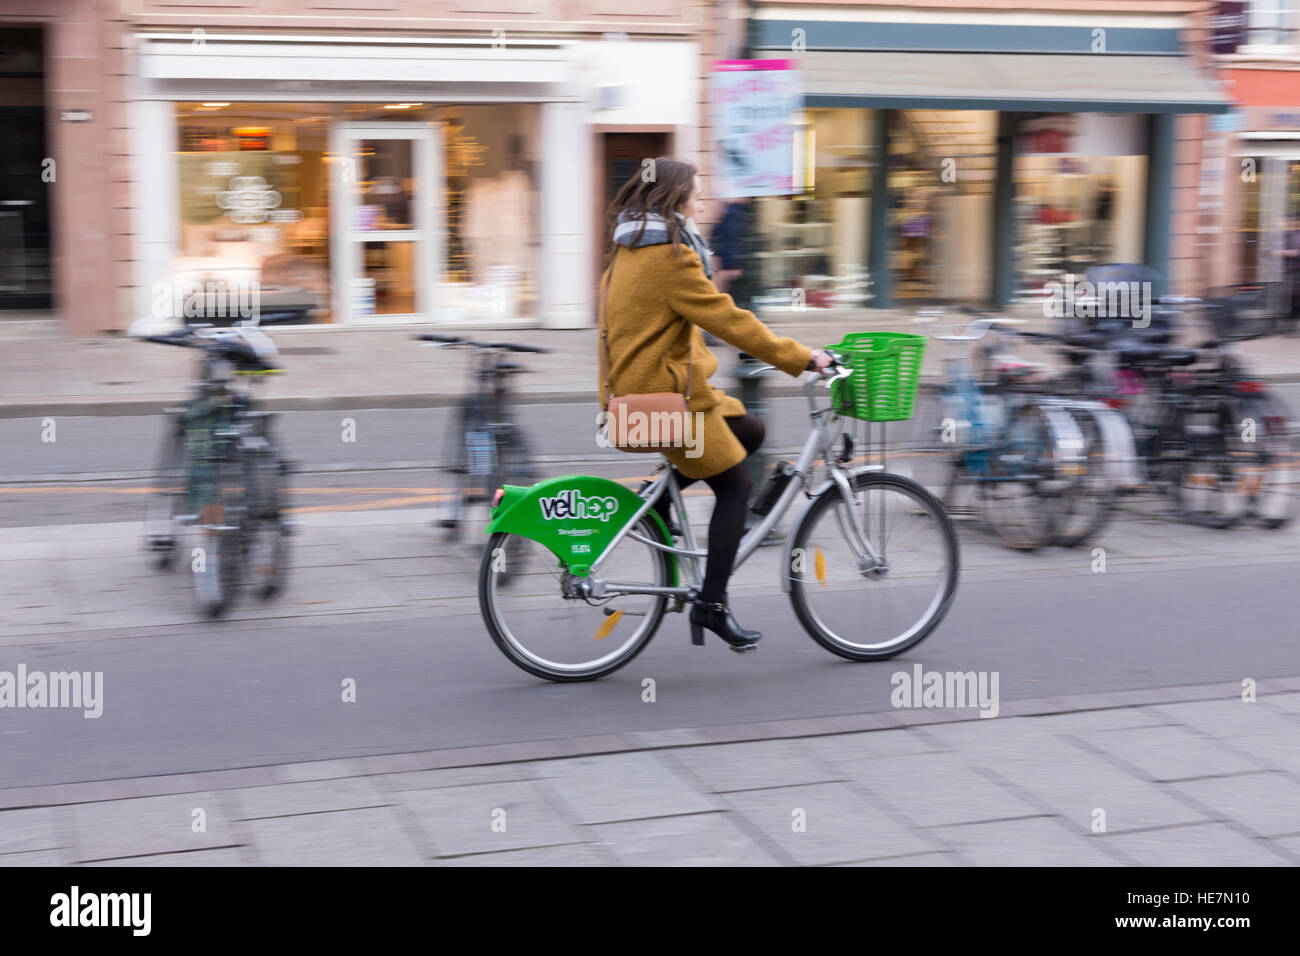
826;332;927;422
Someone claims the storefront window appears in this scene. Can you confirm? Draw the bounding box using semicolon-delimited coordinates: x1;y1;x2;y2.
1014;114;1148;293
439;105;540;323
176;103;332;324
1240;155;1264;281
749;108;874;314
890;110;996;302
173;101;539;325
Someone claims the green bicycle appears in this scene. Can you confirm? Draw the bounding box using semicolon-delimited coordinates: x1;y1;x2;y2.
477;347;960;682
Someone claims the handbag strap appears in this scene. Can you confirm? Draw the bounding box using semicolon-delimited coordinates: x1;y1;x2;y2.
599;247;693;410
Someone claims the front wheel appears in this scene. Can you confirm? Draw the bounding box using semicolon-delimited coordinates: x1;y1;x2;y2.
789;471;959;661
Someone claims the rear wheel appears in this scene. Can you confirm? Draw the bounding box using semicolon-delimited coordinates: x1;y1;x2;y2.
144;415;186;570
1234;394;1296;529
981;403;1056;550
192;452;245;618
243;445;291;599
479;514;672;681
1050;407;1116;547
789;472;958;661
1166;402;1247;529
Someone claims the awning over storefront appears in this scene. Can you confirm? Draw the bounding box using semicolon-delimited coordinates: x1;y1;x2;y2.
800;51;1231;114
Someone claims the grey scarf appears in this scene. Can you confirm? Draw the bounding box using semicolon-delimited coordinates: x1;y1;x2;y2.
613;210;714;278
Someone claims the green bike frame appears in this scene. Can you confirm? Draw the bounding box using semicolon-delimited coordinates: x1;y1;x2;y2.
485;474;678;582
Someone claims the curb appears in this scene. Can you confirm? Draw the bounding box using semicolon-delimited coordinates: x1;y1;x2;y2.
2;674;1295;809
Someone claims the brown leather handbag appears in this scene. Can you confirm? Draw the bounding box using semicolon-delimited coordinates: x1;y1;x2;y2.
599;253;693;453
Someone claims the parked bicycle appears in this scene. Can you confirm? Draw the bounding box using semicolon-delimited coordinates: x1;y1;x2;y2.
416;334;548;540
905;313;1115;550
139;324;292;617
476;346;959;682
1026;291;1294;529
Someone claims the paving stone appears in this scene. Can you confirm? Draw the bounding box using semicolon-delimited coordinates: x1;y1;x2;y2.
0;807;62;854
232;778;391;820
805;729;947;774
248;807;424;866
380;764;538;792
80;848;245;867
1098;823;1292;866
857;752;1043;827
935;817;1118;866
1173;772;1300;838
972;749;1209;835
838;851;960;866
1023;708;1170;733
670;740;841;793
401;780;580;856
593;812;781;866
0;849;66;866
1086;725;1261;781
1151;699;1294;739
436;843;608;866
70;793;234;862
918;717;1059;759
724;782;932;865
535;752;723;824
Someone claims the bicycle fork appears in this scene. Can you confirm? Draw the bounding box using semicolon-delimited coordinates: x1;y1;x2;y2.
827;467;888;575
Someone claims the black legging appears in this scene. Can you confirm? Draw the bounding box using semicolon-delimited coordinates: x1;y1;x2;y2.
655;413;764;605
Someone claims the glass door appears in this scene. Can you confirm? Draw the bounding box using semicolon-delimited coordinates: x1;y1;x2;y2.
330;122;442;323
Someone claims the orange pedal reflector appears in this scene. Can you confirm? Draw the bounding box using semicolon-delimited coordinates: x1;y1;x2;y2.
594;609;623;641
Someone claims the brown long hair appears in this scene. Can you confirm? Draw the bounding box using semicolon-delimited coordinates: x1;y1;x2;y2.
603;157;697;269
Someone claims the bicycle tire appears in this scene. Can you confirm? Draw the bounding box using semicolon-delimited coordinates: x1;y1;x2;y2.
1050;406;1116;548
789;471;959;661
478;515;672;682
144;415;187;570
192;451;245;618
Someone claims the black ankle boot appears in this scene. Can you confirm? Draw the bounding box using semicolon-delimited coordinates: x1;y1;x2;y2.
689;601;760;650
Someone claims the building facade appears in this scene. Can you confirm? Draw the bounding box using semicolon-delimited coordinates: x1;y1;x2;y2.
1;1;714;335
1202;2;1300;297
727;0;1229;313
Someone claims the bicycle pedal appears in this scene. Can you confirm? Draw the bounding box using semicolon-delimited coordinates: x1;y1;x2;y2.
729;642;759;654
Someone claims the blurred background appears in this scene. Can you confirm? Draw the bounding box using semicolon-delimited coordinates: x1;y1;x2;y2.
1;1;1292;332
2;1;1300;868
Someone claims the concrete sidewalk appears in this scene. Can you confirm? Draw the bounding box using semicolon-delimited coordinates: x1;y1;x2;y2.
5;305;1300;418
2;680;1297;866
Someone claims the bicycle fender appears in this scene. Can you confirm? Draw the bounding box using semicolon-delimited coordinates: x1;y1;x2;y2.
1070;401;1142;489
1036;405;1086;475
485;474;676;580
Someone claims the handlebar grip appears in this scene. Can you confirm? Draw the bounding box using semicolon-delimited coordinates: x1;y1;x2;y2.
499;342;549;354
416;333;462;343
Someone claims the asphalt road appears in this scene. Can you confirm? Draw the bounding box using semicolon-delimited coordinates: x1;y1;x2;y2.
1;393;1297;789
1;554;1295;788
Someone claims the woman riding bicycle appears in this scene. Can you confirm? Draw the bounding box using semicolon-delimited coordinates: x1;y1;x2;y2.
599;158;833;649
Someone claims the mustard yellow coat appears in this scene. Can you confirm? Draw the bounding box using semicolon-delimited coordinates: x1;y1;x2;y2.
598;242;812;480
